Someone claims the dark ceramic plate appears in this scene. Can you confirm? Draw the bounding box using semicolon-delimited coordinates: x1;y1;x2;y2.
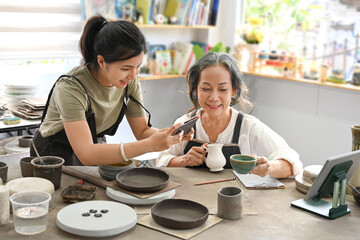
151;199;209;229
116;168;169;193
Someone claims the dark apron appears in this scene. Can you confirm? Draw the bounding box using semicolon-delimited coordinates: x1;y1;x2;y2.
30;75;130;166
184;112;243;169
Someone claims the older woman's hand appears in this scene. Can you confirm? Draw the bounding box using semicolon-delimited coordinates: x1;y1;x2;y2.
250;156;272;177
180;144;207;167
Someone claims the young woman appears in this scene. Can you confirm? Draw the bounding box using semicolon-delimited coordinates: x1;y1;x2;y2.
156;52;302;178
30;15;192;166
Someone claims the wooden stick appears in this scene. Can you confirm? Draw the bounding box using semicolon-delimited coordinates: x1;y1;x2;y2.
195;177;236;186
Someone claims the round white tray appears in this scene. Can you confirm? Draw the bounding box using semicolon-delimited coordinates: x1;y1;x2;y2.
56;200;136;237
106;187;175;206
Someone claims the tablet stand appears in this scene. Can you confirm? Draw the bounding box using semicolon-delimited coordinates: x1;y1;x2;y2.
291;161;352;219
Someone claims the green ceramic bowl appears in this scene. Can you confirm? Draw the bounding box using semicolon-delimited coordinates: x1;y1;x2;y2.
230;154;257;174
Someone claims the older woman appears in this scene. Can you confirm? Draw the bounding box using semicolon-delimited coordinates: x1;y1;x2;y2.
156;52;302;178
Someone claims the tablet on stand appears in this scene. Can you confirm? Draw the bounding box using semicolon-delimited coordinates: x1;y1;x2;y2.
291;150;360;219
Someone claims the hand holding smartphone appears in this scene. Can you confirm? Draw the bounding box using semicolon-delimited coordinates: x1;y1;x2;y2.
172;115;199;136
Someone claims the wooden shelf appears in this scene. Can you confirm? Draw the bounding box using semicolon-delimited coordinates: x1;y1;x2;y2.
139;74;185;81
138;71;360;93
136;24;215;30
242;71;360;92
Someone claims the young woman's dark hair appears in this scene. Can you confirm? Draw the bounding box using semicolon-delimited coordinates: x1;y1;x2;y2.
79;15;147;70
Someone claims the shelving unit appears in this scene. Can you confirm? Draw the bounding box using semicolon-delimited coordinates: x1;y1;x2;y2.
250;51;302;79
139;74;185;81
83;1;239;81
136;24;215;30
136;24;215;80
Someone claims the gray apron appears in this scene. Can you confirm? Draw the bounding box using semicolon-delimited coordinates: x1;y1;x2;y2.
30;75;151;166
184;112;243;169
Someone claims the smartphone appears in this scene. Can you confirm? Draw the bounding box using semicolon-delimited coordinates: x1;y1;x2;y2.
172;115;199;135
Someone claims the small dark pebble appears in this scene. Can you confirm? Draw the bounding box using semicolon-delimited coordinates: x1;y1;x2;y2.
82;212;90;217
94;213;102;218
101;209;109;213
89;209;97;213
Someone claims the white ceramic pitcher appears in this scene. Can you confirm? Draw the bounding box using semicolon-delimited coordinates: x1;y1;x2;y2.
205;143;226;172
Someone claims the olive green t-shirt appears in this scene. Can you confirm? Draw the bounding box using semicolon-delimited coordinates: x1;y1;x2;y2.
40;65;145;137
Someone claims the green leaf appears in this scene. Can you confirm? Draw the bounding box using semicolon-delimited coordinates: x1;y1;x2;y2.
193;45;205;62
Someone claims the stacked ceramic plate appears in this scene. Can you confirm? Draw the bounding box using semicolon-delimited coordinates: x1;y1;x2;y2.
295;165;323;193
98;160;134;181
3;83;39;108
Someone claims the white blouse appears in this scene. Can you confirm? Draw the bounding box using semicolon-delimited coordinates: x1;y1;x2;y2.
156;108;303;177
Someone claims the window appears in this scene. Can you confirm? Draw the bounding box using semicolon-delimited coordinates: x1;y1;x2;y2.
0;0;83;100
243;0;360;78
0;0;82;60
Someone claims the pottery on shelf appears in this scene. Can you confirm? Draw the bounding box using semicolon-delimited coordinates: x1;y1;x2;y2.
245;44;260;71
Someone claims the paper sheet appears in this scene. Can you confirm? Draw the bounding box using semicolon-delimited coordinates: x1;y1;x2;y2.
137;215;223;240
232;171;284;189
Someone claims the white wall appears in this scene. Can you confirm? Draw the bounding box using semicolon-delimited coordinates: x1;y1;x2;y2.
243;74;360;167
137;75;360;168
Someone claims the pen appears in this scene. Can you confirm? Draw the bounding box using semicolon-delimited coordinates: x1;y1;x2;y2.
195;177;237;186
252;186;280;189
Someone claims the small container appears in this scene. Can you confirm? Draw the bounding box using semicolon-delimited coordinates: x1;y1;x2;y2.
20;157;35;177
18;136;34;148
319;64;329;83
351;63;360;86
31;156;65;190
351;186;360;205
217;187;243;220
0;162;8;184
10;191;51;235
0;185;10;226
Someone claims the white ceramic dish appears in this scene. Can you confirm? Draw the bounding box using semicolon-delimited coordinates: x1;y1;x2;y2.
4;138;30;154
132;152;160;161
106;187;176;206
56;200;136;238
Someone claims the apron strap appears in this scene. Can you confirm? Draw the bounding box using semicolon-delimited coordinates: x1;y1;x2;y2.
41;75;97;143
231;112;244;144
41;75;93;122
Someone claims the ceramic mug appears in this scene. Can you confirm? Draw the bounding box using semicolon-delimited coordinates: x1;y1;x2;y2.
230;154;257;174
348;125;360;194
217;186;243;220
351;125;360;151
0;161;8;184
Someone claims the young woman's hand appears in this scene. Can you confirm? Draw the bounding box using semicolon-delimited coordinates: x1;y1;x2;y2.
147;123;184;151
181;127;194;141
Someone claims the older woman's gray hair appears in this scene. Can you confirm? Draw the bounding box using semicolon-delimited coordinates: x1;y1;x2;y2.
186;52;253;114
